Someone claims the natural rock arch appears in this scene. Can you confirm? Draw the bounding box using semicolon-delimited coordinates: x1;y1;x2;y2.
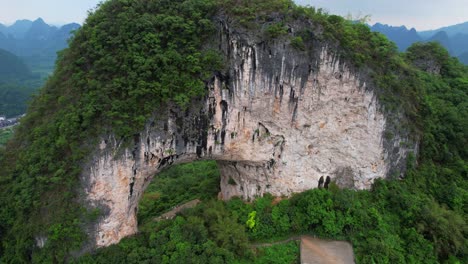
81;24;414;247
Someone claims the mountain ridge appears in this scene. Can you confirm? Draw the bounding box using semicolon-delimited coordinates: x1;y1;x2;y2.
420;21;468;38
370;23;421;51
371;22;468;63
0;18;77;118
0;18;81;76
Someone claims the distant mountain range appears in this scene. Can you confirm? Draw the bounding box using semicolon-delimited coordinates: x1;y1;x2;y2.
0;18;80;76
0;18;79;117
419;21;468;38
370;23;422;51
370;22;468;64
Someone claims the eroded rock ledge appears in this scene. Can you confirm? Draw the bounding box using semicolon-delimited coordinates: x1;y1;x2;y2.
81;21;416;247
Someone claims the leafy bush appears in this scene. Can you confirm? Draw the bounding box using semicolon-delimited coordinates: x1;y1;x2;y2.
290;36;305;50
265;23;288;38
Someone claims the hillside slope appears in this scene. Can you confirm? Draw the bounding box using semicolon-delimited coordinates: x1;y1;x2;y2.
0;48;32;80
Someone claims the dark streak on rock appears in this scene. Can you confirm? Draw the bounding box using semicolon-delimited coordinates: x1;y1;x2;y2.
324;176;331;189
292;101;298;123
318;176;324;188
220;100;228;120
221;130;226;145
267;158;275;169
129;182;135;198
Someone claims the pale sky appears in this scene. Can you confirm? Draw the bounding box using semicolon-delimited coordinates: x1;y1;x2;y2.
296;0;468;31
0;0;467;30
0;0;102;26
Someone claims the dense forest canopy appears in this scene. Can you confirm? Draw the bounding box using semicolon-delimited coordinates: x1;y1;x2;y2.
0;0;466;263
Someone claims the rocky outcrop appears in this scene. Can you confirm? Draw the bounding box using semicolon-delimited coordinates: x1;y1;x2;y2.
81;21;417;247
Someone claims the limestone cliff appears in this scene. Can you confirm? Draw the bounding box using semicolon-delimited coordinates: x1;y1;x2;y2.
81;20;417;247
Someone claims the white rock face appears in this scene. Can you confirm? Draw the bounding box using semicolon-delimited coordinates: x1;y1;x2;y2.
215;46;387;199
82;31;413;247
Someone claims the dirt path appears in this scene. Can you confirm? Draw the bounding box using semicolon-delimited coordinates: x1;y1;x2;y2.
251;236;302;247
153;199;201;221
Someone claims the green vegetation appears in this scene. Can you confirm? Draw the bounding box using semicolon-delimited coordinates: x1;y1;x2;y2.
0;0;466;263
0;127;14;148
22;54;57;79
138;160;220;225
218;0;293;27
265;22;288;38
76;200;252;264
290;36;305;50
76;163;251;264
234;241;299;264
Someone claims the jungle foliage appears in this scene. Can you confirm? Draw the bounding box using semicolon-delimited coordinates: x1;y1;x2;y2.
0;0;466;263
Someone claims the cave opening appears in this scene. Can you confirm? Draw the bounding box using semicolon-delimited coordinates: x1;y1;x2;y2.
137;160;221;226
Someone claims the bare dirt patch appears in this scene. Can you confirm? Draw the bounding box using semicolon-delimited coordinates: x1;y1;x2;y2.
300;236;355;264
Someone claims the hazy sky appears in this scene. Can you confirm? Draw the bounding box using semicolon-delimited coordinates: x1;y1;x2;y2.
0;0;467;30
0;0;101;26
296;0;468;30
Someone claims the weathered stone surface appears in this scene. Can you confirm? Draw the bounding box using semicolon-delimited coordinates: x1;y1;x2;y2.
81;22;417;247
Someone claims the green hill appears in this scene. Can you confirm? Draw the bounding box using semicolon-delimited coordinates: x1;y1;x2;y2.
0;48;42;117
458;51;468;64
0;1;466;263
0;48;32;80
